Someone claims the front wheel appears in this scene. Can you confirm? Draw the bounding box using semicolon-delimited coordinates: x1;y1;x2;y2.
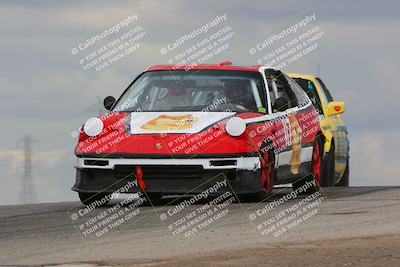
321;144;336;187
239;144;275;202
259;145;275;194
336;160;349;187
251;144;276;201
293;137;323;194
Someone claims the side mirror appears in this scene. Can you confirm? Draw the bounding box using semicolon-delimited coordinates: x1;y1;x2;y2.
326;101;345;116
103;96;116;110
273;97;290;112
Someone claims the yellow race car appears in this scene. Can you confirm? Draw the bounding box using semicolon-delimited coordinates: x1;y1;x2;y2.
289;73;350;186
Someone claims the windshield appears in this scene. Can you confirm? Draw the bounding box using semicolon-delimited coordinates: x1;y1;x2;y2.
113;70;266;113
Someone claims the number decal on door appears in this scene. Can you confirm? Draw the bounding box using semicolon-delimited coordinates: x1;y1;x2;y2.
288;114;302;174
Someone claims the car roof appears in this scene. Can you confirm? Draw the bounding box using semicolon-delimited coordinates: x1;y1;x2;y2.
287;73;318;80
146;61;262;72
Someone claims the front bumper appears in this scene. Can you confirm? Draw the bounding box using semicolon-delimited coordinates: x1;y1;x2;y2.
72;156;263;195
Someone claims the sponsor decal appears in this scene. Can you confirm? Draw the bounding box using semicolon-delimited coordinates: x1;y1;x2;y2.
130;112;234;134
141;115;198;131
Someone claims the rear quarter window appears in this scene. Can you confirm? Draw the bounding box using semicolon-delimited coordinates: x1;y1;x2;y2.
293;78;323;115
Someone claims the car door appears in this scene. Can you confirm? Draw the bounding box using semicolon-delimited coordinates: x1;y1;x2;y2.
286;76;318;170
265;70;301;182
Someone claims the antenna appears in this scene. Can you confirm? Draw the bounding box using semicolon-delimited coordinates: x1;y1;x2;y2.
317;65;320;77
19;135;36;204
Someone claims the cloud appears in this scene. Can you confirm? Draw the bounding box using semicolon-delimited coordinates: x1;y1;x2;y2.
351;130;400;186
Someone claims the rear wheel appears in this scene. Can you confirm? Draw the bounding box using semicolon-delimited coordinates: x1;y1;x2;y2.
78;192;110;206
336;160;350;187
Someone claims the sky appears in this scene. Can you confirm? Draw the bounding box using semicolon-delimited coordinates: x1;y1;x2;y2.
0;0;399;205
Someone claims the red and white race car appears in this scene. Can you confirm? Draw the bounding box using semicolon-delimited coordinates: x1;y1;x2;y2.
73;62;325;205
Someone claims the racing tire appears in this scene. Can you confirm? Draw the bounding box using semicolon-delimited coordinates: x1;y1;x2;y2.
336;160;350;187
293;137;323;194
240;143;276;202
321;144;336;187
259;143;275;193
238;142;275;203
78;192;110;206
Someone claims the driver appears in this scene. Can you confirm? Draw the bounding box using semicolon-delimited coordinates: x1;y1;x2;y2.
224;80;256;111
167;84;190;107
152;81;190;110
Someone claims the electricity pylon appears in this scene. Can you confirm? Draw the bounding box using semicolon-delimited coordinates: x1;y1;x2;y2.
19;135;36;204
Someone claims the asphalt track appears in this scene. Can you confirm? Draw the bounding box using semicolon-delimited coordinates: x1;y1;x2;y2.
0;187;399;266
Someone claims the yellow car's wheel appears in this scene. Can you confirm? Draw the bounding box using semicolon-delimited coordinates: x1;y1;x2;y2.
337;160;349;187
321;145;336;187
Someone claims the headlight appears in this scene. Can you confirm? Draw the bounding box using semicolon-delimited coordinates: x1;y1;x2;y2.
225;117;246;137
83;118;104;137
